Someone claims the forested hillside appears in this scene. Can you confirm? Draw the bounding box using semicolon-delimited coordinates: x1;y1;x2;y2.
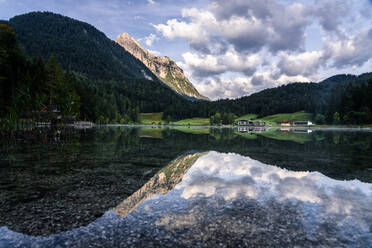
210;73;372;119
164;73;372;124
7;12;158;81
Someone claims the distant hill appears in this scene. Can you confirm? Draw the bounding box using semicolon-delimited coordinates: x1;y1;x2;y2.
205;73;372;118
115;33;209;101
8;12;158;82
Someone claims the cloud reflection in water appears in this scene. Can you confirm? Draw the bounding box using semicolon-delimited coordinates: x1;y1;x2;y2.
160;151;372;244
1;151;371;247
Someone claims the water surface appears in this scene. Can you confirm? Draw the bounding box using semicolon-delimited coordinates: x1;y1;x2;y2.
0;127;371;247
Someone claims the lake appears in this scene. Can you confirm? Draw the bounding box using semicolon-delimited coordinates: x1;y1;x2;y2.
0;126;371;247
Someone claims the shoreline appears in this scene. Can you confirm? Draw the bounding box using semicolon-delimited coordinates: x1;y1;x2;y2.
2;122;372;132
101;124;372;131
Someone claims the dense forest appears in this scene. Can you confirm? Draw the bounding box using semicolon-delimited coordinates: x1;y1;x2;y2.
0;24;80;121
326;81;372;124
1;12;372;126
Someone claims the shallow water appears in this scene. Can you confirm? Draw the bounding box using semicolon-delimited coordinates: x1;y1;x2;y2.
0;127;371;247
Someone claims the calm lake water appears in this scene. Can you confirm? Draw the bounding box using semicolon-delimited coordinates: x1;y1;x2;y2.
0;127;372;247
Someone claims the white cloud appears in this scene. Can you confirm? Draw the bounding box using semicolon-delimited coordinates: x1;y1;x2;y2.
154;18;211;44
156;2;311;53
323;29;372;68
312;0;353;34
178;151;372;217
140;33;159;47
148;49;161;56
182;48;260;77
153;0;372;99
278;51;325;77
147;0;156;5
194;73;311;100
194;77;254;99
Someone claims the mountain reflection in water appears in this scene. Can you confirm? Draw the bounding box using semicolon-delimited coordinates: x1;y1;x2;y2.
1;150;371;247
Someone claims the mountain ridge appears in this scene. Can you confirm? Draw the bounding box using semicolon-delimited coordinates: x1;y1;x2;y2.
115;32;209;101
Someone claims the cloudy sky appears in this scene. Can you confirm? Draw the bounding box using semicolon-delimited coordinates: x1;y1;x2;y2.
1;0;372;99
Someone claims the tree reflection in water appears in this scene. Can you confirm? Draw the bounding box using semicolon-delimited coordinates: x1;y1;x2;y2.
0;127;372;247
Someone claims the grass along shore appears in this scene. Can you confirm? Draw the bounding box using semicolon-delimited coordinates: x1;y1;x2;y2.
138;112;314;127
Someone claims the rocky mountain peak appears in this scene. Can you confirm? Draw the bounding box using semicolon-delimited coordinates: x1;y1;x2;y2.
115;32;209;101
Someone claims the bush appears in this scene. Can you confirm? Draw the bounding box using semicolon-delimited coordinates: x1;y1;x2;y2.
315;114;325;124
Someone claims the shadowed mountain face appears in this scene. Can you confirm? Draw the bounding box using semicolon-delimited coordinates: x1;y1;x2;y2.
115;33;209;101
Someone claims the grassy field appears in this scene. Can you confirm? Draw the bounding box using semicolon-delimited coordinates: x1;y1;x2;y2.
259;112;313;122
137;127;163;138
139;112;313;127
234;131;258;140
235;114;258;121
234;128;313;143
252;112;313;126
259;129;313;143
139;113;209;126
171;126;210;134
235;112;313;126
172;118;210;126
138;113;163;124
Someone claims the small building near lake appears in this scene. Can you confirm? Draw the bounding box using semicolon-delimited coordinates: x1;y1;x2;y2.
253;121;265;126
236;120;265;126
279;121;313;126
279;121;291;126
236;120;253;126
36;105;62;125
293;129;313;134
293;121;313;126
73;121;94;129
237;126;250;132
237;126;266;133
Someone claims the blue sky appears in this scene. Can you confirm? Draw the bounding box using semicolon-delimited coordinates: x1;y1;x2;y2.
1;0;372;99
0;0;204;60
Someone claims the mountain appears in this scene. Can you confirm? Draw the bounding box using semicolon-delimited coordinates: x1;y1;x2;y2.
115;151;208;218
7;12;159;82
115;33;209;101
3;12;199;123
